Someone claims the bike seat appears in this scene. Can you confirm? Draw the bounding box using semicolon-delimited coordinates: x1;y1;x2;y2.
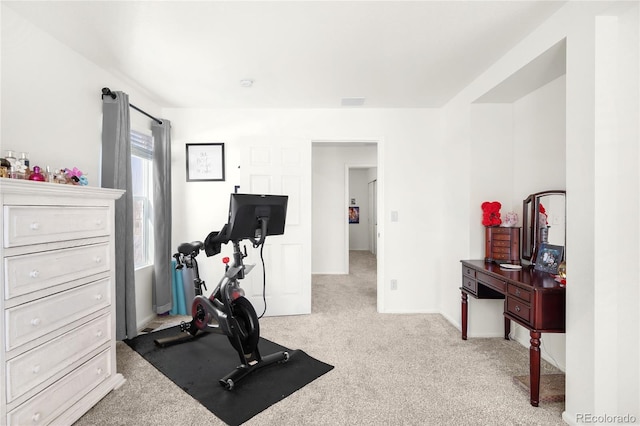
177;241;204;255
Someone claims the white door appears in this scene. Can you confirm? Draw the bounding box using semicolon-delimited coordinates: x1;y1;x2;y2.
238;144;311;316
368;179;377;255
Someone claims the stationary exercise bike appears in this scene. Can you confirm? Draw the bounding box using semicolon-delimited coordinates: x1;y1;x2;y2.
154;193;291;390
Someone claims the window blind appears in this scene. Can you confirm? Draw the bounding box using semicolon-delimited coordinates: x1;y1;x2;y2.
131;130;154;160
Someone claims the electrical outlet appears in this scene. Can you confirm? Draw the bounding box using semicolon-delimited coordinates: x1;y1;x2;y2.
390;279;398;290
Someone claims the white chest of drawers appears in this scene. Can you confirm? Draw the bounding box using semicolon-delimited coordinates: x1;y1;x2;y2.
0;179;125;425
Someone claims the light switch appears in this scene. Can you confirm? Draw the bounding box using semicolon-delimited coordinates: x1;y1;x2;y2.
391;211;398;222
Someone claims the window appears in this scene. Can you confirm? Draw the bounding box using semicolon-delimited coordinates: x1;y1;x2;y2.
131;130;154;268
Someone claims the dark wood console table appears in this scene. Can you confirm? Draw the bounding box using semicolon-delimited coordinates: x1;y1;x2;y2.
460;260;565;406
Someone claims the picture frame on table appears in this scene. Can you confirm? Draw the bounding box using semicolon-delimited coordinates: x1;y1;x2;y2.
534;243;564;274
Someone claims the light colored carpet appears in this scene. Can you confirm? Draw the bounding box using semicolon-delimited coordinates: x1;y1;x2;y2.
74;250;565;425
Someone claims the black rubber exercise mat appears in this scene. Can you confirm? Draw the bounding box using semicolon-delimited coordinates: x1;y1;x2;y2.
124;325;334;425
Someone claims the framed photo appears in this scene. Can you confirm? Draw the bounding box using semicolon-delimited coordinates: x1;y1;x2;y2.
186;143;225;182
534;243;564;274
349;206;360;224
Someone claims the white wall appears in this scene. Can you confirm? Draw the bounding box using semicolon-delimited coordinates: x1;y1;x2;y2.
440;1;639;423
510;76;567;370
513;76;567;198
165;108;442;314
349;168;373;251
1;6;162;331
592;5;640;417
0;6;161;183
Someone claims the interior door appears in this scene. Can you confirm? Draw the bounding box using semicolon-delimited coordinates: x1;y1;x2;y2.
238;144;311;316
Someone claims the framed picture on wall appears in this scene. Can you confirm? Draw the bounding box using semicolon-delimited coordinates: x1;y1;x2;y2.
534;243;564;274
349;206;360;224
186;143;225;182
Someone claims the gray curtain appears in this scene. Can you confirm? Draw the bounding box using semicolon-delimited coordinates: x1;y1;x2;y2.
101;91;137;340
151;119;173;313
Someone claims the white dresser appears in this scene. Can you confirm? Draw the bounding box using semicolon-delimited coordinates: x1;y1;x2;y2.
0;179;125;425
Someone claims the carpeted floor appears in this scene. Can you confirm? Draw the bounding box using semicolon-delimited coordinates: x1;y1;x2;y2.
74;250;565;425
124;326;333;425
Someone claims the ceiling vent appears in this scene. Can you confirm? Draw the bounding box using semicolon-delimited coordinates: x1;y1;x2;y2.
341;97;366;107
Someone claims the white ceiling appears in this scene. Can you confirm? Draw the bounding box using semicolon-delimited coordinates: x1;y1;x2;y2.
5;1;567;109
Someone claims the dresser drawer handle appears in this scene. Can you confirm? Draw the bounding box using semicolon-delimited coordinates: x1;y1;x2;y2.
515;305;521;312
96;367;103;375
30;222;40;231
94;256;102;264
515;288;520;296
32;412;41;422
95;294;103;300
29;270;40;278
32;365;40;374
96;330;103;338
96;219;102;227
30;318;41;327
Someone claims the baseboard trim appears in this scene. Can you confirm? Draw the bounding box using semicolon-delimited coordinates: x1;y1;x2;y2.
137;312;159;332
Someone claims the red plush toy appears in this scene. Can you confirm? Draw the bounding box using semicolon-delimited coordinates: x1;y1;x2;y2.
481;201;502;226
539;203;548;226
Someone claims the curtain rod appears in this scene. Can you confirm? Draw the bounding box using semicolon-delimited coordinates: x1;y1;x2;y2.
101;87;163;125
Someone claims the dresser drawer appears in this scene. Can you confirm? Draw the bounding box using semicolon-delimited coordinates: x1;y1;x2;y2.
488;227;512;235
477;272;506;293
492;240;511;248
5;279;111;351
4;206;110;248
4;243;110;300
7;349;112;426
462;265;476;279
6;315;111;402
506;297;531;324
461;276;477;294
507;283;532;303
492;233;512;241
490;251;510;260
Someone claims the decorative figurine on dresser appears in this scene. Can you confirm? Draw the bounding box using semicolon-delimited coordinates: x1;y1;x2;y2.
0;179;125;425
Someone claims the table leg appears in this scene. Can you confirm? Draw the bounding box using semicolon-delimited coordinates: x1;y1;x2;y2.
529;331;541;407
461;291;468;340
504;317;511;340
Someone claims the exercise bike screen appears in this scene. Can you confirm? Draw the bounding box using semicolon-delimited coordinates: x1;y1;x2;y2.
226;193;288;241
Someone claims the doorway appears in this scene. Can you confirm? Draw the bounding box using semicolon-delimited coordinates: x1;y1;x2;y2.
347;167;377;259
311;140;381;308
311;142;380;265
